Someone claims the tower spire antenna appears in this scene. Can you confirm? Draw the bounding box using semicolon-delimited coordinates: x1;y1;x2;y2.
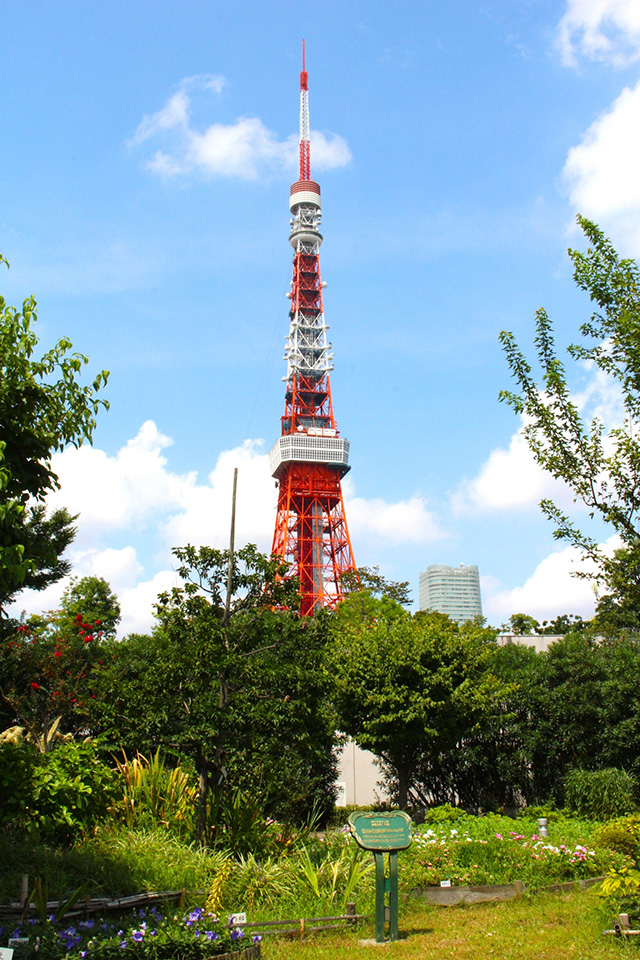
299;39;311;181
269;46;357;615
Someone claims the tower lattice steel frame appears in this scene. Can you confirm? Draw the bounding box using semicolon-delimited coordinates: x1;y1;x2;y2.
269;42;356;615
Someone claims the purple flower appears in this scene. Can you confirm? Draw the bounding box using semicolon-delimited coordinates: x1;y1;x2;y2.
120;940;128;949
205;931;219;941
230;928;244;941
253;935;263;944
132;930;145;942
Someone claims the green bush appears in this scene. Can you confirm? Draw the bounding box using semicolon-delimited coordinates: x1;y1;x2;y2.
0;739;35;827
594;813;640;859
422;803;468;825
564;768;638;819
29;740;117;843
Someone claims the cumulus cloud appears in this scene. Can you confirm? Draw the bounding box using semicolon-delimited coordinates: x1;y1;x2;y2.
557;0;640;67
452;425;575;515
563;79;640;253
130;76;351;180
344;487;445;545
11;422;442;635
49;420;197;543
482;539;620;623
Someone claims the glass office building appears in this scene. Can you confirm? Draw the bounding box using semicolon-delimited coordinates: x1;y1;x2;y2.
419;563;482;623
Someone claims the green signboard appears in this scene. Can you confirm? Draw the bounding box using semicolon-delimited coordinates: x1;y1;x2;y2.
348;810;412;851
348;811;412;943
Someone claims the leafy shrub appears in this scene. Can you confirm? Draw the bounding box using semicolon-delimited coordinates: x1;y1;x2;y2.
29;740;117;843
0;739;35;827
594;814;640;859
564;768;638;819
422;804;468;825
517;804;568;822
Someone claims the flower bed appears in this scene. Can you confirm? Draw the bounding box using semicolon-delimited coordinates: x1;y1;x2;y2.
2;907;261;958
402;815;631;890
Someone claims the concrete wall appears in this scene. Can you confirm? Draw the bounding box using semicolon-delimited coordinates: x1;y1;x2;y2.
335;738;389;807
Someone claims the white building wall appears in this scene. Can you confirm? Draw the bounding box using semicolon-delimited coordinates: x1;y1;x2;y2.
335;739;389;807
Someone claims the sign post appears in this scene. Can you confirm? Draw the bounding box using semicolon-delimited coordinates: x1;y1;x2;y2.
348;810;412;943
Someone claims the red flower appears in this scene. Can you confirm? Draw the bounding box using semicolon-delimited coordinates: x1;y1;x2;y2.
75;614;83;622
53;650;62;657
30;682;40;690
95;619;101;626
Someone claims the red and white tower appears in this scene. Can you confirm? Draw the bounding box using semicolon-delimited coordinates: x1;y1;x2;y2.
269;43;357;616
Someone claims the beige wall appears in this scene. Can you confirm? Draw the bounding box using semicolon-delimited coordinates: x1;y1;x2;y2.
336;738;389;807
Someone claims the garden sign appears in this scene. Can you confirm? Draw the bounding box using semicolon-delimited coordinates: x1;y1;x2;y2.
348;811;412;942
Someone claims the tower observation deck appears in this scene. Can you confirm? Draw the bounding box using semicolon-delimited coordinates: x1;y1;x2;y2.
269;42;357;615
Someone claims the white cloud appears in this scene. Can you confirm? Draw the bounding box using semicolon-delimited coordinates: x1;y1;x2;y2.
49;420;197;542
557;0;640;67
131;77;351;180
344;487;445;545
118;570;181;636
483;539;620;623
163;439;275;552
15;423;442;634
563;79;640;254
452;426;574;514
130;75;226;145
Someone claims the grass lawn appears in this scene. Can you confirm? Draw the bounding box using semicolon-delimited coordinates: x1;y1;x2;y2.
266;892;625;960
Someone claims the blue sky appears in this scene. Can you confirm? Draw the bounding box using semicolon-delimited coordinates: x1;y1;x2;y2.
3;0;640;632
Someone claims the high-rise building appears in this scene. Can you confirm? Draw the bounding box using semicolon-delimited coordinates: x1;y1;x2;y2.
269;43;357;615
419;564;483;623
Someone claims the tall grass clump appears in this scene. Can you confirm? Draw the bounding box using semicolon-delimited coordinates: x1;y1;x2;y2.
564;768;638;819
114;750;197;839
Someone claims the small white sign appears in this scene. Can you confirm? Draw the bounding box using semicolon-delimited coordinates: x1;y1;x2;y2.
440;879;452;888
230;913;246;926
8;939;29;946
0;947;15;960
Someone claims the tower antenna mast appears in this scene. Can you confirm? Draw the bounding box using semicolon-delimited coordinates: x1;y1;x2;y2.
269;43;357;615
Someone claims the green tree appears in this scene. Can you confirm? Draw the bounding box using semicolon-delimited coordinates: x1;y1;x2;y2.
0;253;109;617
500;217;640;622
342;566;412;606
0;609;106;750
86;545;338;838
505;613;541;635
328;608;499;808
58;576;121;641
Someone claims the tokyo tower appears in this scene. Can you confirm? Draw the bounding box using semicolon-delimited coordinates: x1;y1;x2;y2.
269;42;357;615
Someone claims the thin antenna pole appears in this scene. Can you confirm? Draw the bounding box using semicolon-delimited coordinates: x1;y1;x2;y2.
224;467;238;625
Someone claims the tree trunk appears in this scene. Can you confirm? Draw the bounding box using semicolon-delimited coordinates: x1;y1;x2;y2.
196;745;208;846
397;765;409;810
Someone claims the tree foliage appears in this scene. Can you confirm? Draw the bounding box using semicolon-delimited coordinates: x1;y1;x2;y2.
328;607;500;808
86;545;338;834
499;217;640;623
0;253;109;615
